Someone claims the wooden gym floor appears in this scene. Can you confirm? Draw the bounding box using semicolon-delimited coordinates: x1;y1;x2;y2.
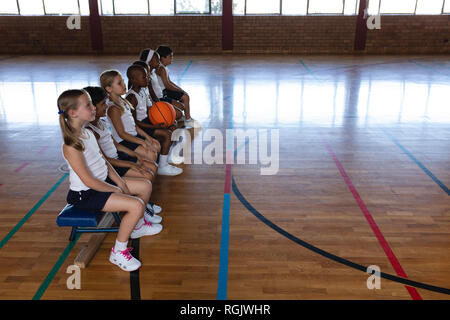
0;54;448;300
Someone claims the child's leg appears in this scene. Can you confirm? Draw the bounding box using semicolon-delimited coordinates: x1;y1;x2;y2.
152;129;171;156
171;100;185;120
124;166;155;183
122;177;152;205
135;145;157;162
147;136;161;153
180;93;191;120
102;193;145;242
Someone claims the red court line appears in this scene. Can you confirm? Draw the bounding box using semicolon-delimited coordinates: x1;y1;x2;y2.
322;138;422;300
14;162;29;174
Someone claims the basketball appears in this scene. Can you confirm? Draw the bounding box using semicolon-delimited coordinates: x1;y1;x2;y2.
148;101;176;126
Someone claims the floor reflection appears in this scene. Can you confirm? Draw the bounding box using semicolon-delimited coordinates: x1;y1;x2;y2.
0;56;449;128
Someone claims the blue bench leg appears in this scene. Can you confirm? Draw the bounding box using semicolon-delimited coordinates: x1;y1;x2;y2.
69;227;77;242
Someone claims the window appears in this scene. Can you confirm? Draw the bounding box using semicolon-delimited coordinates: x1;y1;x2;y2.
211;0;222;14
149;0;174;15
79;0;90;15
309;0;344;14
114;0;148;14
367;0;380;15
233;0;360;15
44;0;79;15
344;0;359;15
2;0;448;16
100;0;113;15
246;0;280;14
233;0;245;14
282;0;307;15
0;0;18;14
17;0;45;15
379;0;417;14
416;0;444;14
177;0;209;14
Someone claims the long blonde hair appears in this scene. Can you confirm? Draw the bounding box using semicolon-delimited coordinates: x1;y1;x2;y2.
57;89;86;151
99;69;133;112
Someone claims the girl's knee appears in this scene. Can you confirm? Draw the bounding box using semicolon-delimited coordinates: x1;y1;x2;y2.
129;198;145;215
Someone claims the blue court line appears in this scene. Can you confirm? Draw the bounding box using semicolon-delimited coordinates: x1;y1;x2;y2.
0;173;69;251
179;60;193;81
381;128;450;196
217;193;230;300
299;59;320;81
217;102;235;300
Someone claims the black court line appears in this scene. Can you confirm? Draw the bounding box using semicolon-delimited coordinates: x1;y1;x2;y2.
130;238;141;300
232;176;450;296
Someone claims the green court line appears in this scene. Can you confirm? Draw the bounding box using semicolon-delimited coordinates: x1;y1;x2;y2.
32;233;81;300
0;173;69;251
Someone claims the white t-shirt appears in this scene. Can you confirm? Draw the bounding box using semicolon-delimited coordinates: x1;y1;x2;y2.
106;97;138;143
87;119;119;159
63;128;108;192
150;69;164;99
126;88;152;122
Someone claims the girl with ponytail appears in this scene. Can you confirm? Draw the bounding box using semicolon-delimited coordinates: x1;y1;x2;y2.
58;89;163;272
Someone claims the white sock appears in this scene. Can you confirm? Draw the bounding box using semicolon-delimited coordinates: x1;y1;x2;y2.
114;239;128;253
159;154;168;168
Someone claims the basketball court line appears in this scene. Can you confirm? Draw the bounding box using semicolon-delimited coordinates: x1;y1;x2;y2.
13;162;29;173
408;59;450;77
322;137;422;300
381;128;450;196
32;233;81;300
231;176;450;296
0;173;69;251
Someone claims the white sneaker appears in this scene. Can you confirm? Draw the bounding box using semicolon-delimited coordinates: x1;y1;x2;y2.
157;164;183;176
146;203;162;214
130;222;163;239
144;209;162;224
168;152;185;165
152;203;162;214
109;247;141;272
184;118;202;129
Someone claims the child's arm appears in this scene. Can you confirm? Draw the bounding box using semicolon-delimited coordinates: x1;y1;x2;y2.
105;160;131;195
136;126;154;142
156;67;185;93
147;82;159;102
62;144;121;193
125;94;165;130
114;140;157;165
107;105;147;148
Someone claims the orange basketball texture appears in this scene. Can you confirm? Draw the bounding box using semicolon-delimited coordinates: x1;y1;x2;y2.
148;101;176;126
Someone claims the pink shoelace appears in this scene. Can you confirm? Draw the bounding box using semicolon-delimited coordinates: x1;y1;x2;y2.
120;247;134;261
144;214;153;226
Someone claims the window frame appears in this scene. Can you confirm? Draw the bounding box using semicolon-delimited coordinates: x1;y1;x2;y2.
2;0;449;16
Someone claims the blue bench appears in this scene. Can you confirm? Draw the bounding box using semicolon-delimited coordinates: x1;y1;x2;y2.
56;204;121;241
